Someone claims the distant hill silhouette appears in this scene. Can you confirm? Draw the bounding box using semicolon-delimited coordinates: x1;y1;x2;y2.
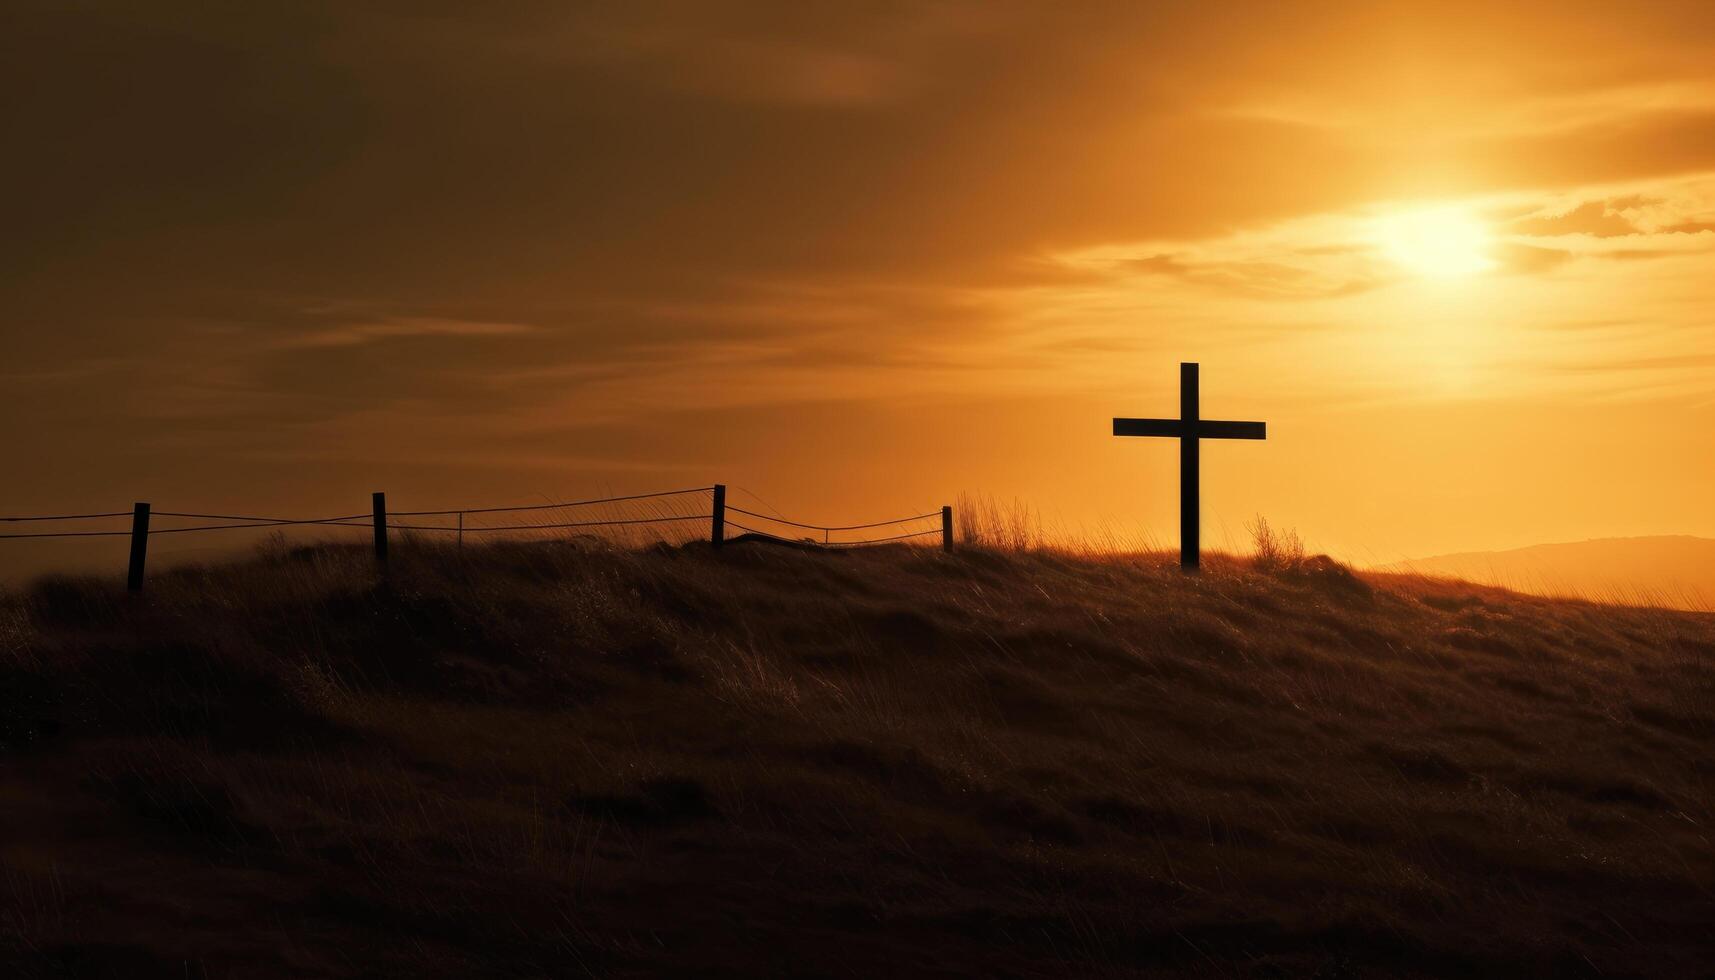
1385;535;1715;610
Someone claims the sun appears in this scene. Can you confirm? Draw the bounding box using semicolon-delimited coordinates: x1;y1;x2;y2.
1374;207;1495;279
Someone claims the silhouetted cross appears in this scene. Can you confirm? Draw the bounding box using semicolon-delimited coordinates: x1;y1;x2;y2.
1112;362;1266;570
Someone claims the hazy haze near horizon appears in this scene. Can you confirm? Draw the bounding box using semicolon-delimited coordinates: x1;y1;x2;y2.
1392;535;1715;611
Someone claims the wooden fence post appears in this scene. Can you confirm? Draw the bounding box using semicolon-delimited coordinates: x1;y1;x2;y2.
711;484;726;548
941;504;953;553
372;492;388;571
126;502;150;592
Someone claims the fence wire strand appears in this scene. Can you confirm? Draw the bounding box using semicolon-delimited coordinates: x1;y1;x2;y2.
724;505;941;532
150;521;372;535
828;528;942;546
153;512;371;525
391;487;714;517
0;529;133;539
725;521;939;547
393;515;704;533
0;512;132;523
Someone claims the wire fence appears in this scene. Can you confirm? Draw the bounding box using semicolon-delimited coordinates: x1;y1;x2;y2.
723;504;945;547
0;485;954;591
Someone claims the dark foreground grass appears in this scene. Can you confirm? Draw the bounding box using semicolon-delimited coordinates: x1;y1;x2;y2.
1;539;1711;977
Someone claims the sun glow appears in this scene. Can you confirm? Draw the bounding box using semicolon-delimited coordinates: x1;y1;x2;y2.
1374;207;1495;279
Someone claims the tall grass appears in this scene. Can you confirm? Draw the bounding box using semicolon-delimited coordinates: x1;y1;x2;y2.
1247;514;1307;572
955;492;1040;551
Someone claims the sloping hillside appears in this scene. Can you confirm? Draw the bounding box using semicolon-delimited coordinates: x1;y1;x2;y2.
1389;535;1715;611
2;541;1712;977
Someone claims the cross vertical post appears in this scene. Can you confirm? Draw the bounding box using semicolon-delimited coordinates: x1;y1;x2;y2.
942;505;954;553
1180;362;1199;570
1112;362;1266;571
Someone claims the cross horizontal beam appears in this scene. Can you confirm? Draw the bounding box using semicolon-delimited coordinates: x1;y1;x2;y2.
1111;418;1266;440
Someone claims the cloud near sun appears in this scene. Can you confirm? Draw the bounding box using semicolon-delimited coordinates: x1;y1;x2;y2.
1046;178;1715;301
1004;175;1715;406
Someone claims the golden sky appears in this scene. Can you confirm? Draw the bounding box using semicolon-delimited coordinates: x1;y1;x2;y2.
4;1;1714;569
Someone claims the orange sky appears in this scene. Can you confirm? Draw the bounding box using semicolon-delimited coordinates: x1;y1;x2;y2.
4;1;1714;573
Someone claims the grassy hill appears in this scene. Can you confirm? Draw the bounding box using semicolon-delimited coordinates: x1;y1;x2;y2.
2;538;1712;977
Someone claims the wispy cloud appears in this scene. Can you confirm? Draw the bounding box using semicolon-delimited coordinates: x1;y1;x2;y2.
1222;81;1715;143
276;317;542;350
